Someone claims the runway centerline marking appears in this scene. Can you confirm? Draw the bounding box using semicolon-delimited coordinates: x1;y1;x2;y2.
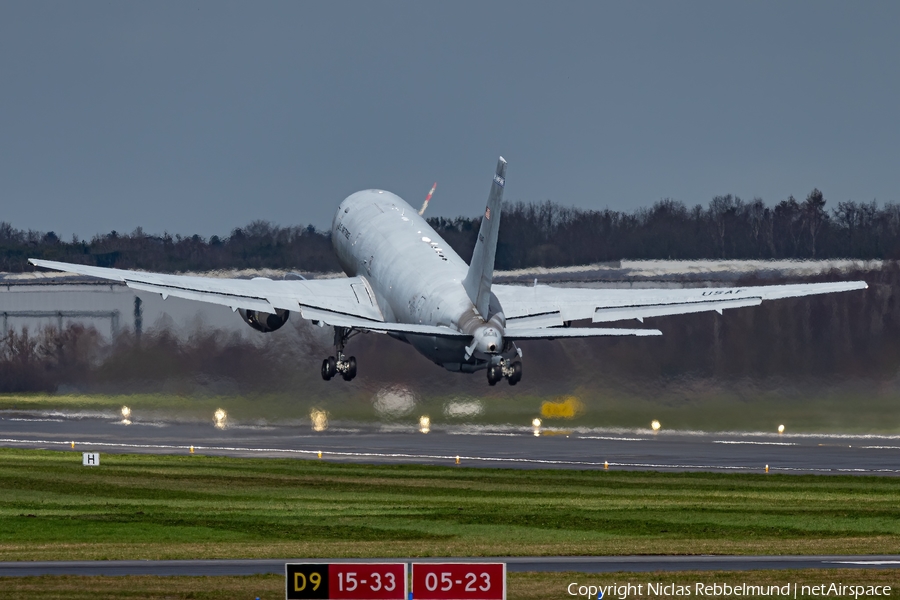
713;440;798;446
448;432;520;437
577;436;648;442
827;561;900;565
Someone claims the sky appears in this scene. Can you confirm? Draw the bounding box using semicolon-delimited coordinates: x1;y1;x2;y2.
1;1;897;238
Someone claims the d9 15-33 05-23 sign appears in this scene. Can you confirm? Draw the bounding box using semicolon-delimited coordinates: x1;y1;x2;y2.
285;563;407;600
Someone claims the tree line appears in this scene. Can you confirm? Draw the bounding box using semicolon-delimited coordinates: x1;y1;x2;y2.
0;263;894;395
0;221;339;274
2;189;899;273
433;191;900;268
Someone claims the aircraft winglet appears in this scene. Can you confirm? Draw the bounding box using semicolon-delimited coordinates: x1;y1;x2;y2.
463;157;507;319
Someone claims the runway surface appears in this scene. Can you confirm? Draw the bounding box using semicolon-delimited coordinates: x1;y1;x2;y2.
2;556;899;576
1;409;899;475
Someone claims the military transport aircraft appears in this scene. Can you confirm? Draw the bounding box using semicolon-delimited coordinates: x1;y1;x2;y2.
30;158;867;385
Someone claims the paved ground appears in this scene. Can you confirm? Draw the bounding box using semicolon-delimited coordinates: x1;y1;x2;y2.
1;556;899;576
1;411;899;474
3;412;899;579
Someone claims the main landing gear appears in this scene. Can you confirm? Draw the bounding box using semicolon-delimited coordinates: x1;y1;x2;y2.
321;326;358;381
487;358;522;386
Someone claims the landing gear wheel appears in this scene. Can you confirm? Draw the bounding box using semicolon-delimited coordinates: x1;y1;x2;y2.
342;356;357;381
321;356;337;380
507;361;522;385
487;364;502;386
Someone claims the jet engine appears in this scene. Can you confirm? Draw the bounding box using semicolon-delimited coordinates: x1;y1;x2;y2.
238;308;290;332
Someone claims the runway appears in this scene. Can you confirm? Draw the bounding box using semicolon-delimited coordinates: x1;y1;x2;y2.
1;556;899;577
2;410;899;475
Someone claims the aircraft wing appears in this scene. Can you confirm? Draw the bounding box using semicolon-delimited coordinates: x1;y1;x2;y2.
27;259;482;339
494;280;868;327
29;259;476;338
28;258;384;324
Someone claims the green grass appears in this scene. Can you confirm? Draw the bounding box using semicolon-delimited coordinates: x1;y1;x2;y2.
3;387;900;434
2;570;899;600
0;448;899;561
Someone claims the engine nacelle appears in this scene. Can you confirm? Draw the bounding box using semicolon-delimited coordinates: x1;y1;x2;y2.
238;308;290;333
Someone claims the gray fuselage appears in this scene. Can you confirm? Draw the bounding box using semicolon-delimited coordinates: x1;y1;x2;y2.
331;189;504;372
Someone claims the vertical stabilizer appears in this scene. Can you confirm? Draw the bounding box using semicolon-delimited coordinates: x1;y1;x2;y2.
418;182;437;215
463;157;507;319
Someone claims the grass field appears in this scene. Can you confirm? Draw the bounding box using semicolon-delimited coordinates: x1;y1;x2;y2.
3;388;900;434
1;448;899;561
2;570;898;600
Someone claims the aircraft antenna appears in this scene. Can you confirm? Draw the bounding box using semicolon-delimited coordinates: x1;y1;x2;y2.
418;182;437;215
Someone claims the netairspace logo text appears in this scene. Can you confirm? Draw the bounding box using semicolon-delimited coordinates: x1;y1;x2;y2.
567;582;892;599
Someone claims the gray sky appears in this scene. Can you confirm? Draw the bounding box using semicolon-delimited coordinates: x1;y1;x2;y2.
1;1;897;238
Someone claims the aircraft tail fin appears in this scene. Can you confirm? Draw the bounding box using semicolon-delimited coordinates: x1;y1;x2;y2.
418;182;437;216
463;157;507;319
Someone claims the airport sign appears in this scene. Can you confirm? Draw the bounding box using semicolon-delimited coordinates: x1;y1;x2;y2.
285;563;406;600
411;562;506;600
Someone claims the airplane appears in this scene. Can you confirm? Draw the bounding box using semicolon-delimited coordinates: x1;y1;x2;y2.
29;157;867;386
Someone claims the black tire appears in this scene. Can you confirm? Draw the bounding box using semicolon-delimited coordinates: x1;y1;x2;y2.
322;356;337;381
487;364;501;385
508;361;522;385
341;357;358;381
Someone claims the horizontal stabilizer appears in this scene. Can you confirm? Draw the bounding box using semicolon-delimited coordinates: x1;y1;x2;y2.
505;327;662;340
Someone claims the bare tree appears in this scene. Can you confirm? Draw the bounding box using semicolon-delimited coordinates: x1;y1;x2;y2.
803;188;827;258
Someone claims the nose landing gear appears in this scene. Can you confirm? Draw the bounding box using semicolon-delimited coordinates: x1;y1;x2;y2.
321;326;359;381
487;358;523;386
